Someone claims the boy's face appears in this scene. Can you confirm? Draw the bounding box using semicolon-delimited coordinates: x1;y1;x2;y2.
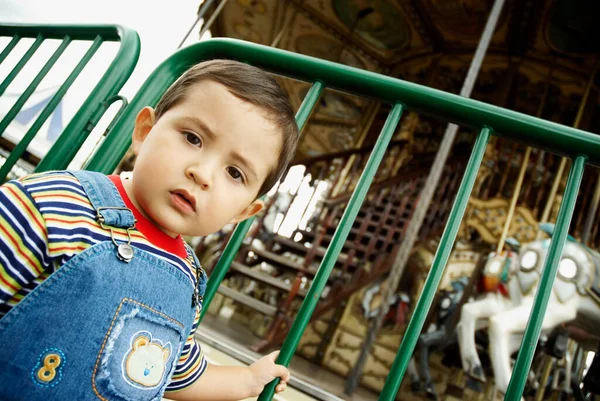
126;80;281;237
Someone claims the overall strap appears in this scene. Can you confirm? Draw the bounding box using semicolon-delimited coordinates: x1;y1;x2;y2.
183;242;207;306
69;170;135;229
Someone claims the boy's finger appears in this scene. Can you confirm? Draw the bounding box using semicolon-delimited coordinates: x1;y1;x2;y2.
275;365;290;382
268;350;280;362
270;363;290;381
276;382;287;393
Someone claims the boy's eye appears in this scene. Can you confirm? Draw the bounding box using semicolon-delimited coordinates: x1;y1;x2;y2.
226;166;244;183
184;132;202;147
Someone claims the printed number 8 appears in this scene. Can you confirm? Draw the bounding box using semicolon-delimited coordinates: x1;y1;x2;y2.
37;354;62;382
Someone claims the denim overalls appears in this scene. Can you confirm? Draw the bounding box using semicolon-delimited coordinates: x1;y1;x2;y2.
0;171;205;401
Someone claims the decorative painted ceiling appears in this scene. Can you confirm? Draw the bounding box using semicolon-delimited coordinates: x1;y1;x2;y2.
206;0;600;158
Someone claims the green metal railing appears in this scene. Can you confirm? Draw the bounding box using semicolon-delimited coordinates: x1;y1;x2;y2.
0;24;140;181
83;38;597;400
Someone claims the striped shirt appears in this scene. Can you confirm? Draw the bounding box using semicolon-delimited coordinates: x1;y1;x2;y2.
0;171;207;392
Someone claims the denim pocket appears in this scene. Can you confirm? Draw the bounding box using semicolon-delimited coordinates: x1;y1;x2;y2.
92;298;186;401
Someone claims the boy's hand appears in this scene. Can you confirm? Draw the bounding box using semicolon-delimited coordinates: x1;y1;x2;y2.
247;351;290;396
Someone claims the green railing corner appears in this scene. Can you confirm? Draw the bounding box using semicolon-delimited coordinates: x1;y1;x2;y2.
0;23;140;179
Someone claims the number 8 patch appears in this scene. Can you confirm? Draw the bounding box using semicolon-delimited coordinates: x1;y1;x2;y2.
31;348;66;388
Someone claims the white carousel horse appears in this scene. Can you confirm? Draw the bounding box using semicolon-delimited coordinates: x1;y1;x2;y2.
486;225;600;393
456;246;523;382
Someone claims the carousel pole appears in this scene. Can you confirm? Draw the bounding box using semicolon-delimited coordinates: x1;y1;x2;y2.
344;0;506;395
177;0;218;49
496;66;552;252
534;357;554;401
330;102;380;197
496;146;531;253
538;63;598;230
197;0;230;40
270;0;301;48
581;171;600;245
579;63;600;244
538;159;568;232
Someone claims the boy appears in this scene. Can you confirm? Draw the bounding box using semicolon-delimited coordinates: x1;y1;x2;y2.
0;60;299;400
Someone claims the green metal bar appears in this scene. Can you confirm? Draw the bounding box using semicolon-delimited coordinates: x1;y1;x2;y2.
35;27;140;172
504;155;586;400
0;34;44;97
199;81;324;321
0;36;103;182
259;103;406;401
0;35;20;64
0;36;72;140
295;82;323;132
85;39;600;174
199;217;253;321
100;95;130;135
378;127;491;401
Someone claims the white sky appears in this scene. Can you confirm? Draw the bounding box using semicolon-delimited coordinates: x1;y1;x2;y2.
0;0;210;165
1;0;206;97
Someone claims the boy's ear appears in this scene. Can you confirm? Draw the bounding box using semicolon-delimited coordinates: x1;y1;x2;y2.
132;106;156;155
229;199;265;224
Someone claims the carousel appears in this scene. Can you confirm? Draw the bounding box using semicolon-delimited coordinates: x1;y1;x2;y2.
182;0;600;399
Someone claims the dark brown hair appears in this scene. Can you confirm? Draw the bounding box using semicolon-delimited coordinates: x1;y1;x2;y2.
155;59;299;198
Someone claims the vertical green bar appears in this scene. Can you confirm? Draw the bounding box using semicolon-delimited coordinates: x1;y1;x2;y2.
294;81;323;132
378;127;491;401
0;36;71;141
199;81;324;320
504;155;586;401
0;34;44;97
259;103;405;401
0;35;21;65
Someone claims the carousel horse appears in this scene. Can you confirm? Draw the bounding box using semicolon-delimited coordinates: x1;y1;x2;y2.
411;276;470;400
457;246;522;382
463;223;600;393
361;282;410;327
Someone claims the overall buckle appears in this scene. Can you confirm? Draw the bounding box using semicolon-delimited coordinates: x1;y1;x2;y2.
96;207;137;263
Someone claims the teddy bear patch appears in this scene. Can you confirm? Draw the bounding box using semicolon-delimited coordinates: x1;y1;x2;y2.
122;331;171;388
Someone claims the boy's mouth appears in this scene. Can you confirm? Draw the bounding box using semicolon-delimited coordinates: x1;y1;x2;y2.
170;189;196;212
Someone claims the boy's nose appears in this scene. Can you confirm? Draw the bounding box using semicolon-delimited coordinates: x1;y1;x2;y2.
185;165;212;189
